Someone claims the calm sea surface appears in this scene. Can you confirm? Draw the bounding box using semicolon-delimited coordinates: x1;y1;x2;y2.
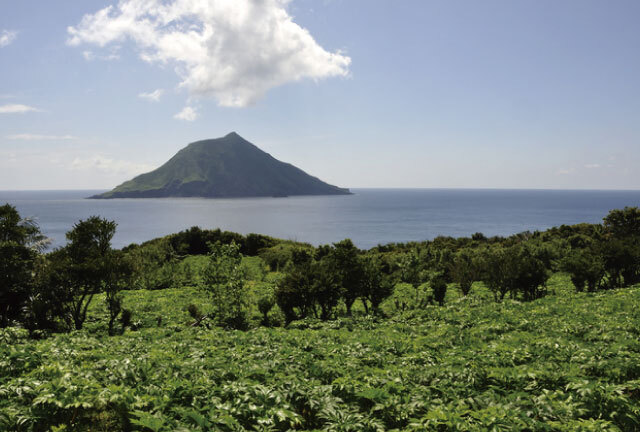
1;189;639;250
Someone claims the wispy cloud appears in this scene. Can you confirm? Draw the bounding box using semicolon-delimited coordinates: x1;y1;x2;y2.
584;164;601;169
71;155;155;176
0;104;41;114
174;106;198;122
0;30;17;48
557;168;574;176
138;89;164;102
6;134;77;141
68;0;351;107
82;50;120;61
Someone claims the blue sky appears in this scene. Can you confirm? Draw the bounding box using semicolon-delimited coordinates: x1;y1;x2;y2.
1;0;639;190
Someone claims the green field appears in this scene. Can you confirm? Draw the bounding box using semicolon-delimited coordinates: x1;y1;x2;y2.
4;206;640;431
3;274;640;431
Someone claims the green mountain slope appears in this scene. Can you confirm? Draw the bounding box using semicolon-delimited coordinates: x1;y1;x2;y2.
90;132;351;198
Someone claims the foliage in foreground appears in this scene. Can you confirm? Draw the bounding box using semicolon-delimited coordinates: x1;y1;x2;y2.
3;205;640;430
2;282;640;431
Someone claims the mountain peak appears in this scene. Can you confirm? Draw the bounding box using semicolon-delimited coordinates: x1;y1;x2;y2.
90;134;351;199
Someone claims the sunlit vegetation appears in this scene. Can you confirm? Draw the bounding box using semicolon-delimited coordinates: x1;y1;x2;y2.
2;203;640;430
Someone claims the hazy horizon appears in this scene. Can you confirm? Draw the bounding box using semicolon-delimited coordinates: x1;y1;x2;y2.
2;1;640;191
3;186;640;193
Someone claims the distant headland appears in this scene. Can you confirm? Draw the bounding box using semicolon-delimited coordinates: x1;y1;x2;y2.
89;132;351;199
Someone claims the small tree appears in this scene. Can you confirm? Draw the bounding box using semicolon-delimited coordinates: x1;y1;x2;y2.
399;250;428;308
311;257;343;320
430;272;448;306
203;242;249;330
560;248;605;292
68;217;118;330
330;239;364;316
0;244;37;327
104;251;133;335
448;249;480;296
360;254;395;315
601;207;640;287
275;249;316;324
126;238;177;290
599;238;640;288
480;244;549;302
257;291;275;326
515;245;550;301
479;247;509;301
0;203;50;249
603;207;640;239
0;204;49;327
24;256;66;333
38;217;117;331
259;244;299;272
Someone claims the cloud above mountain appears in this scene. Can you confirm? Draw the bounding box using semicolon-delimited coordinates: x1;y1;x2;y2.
173;106;198;121
0;104;40;114
68;0;351;107
71;155;155;176
138;89;164;102
0;30;17;47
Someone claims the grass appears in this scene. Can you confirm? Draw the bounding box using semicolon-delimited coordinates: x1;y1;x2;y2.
2;273;640;431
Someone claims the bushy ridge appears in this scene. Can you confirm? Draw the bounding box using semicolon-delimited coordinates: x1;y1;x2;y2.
3;205;640;332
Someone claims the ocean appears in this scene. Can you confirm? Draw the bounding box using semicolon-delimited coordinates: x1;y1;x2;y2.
1;189;639;250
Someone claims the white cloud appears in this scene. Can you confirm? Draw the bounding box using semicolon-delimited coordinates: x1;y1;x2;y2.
0;104;41;114
71;155;155;176
584;164;601;169
0;30;17;47
173;106;198;121
138;89;164;102
6;134;77;141
68;0;351;107
557;168;574;176
82;49;120;61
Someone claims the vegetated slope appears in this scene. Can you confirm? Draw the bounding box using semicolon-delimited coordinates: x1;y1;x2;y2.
2;277;640;431
91;132;351;198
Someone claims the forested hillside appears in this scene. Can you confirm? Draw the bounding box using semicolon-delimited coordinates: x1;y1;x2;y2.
91;133;351;199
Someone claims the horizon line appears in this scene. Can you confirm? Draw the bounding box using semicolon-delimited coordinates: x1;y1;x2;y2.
1;187;640;193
